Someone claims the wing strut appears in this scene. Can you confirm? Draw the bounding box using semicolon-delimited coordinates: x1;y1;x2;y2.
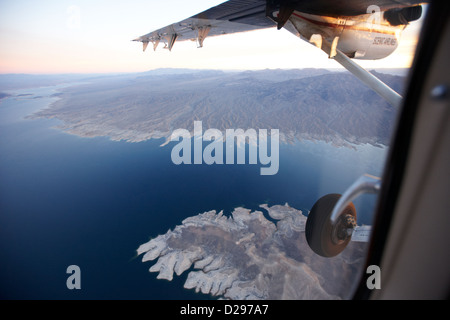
322;39;403;108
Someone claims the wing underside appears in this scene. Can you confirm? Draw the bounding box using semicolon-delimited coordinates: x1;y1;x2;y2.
134;0;424;50
133;0;274;50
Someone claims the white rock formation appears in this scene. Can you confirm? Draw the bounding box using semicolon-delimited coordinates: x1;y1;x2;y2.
137;204;366;300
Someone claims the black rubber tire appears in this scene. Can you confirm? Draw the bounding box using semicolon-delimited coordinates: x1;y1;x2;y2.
305;193;357;258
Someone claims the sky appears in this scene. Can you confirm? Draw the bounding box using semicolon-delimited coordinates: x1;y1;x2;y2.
0;0;425;74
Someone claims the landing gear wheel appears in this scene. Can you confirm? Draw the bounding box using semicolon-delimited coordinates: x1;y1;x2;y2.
305;193;357;258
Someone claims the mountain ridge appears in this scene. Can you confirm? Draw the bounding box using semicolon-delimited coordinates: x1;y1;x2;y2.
25;68;406;146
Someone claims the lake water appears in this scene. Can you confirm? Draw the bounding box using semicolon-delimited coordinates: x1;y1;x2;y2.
0;85;387;299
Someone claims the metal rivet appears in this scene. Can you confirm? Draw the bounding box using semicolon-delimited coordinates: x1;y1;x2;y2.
430;84;448;100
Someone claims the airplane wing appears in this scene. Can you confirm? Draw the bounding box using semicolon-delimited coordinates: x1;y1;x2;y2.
133;0;275;51
133;0;424;51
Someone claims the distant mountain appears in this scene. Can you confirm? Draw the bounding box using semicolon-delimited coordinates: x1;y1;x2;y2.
0;74;88;90
28;68;406;146
0;92;11;100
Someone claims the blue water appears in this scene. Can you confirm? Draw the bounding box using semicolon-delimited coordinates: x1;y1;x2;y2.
0;85;387;299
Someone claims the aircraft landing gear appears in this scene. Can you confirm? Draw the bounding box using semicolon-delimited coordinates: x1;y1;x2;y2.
305;174;381;257
305;194;356;257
